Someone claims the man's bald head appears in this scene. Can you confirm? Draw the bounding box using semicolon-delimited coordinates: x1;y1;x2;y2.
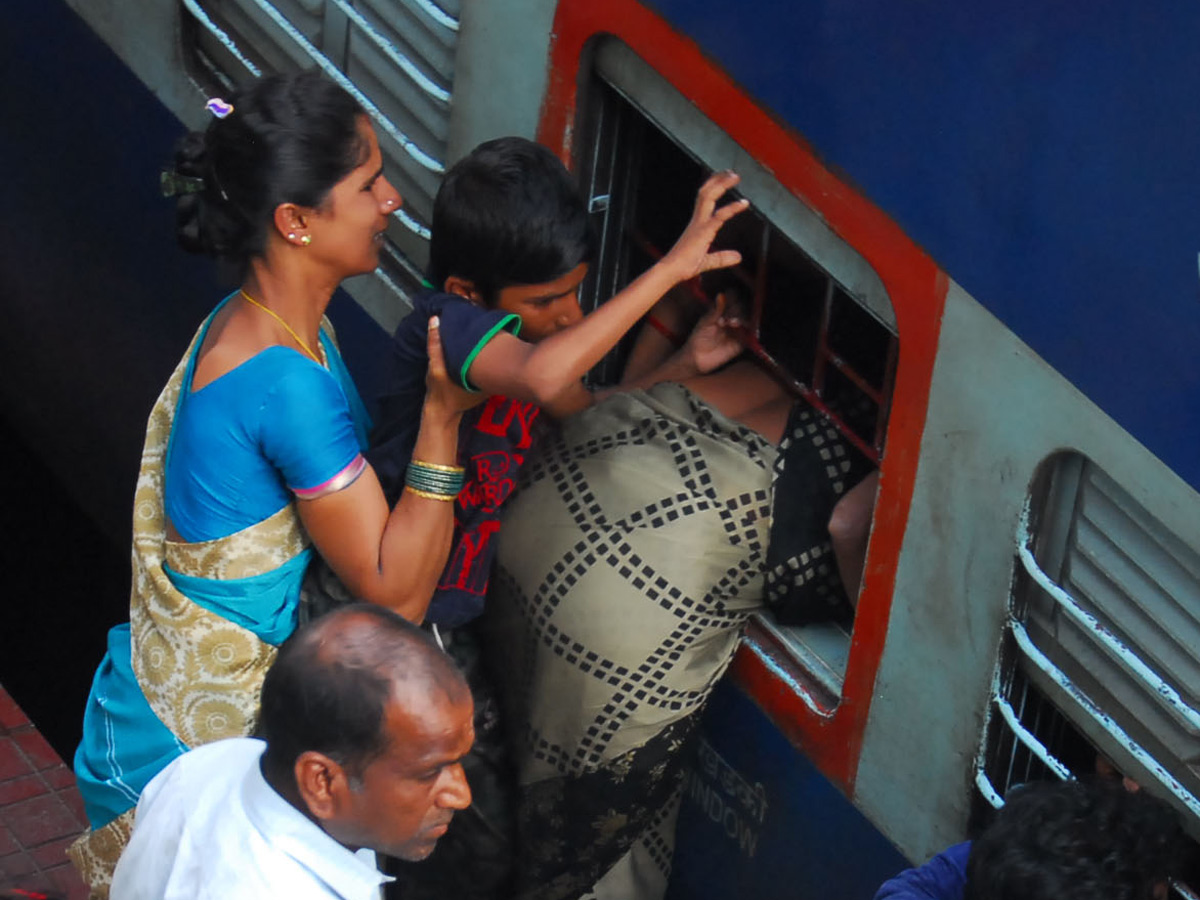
259;604;469;786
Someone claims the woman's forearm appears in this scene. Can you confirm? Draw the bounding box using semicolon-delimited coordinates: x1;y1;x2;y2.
371;402;463;621
305;400;465;622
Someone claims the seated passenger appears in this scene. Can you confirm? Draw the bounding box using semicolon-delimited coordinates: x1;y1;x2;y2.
483;349;877;900
109;605;473;900
873;778;1185;900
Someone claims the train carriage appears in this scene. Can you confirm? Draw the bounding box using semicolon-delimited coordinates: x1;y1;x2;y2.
4;0;1200;896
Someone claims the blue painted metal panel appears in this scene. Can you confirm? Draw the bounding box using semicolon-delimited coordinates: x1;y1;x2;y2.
669;679;910;899
645;0;1200;490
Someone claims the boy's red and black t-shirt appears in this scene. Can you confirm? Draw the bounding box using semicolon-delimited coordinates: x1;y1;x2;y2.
366;290;539;627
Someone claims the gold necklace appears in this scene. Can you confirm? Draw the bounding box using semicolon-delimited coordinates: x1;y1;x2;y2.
240;289;323;365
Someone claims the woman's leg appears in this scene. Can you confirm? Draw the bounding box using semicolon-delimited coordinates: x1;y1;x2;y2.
827;471;880;606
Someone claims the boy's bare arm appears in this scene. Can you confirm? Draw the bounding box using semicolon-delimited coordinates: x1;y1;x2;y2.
465;171;749;412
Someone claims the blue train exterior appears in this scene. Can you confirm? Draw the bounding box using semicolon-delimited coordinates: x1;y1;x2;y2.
4;1;1199;897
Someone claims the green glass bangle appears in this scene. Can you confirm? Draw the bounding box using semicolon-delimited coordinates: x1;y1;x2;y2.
405;460;465;497
405;469;464;491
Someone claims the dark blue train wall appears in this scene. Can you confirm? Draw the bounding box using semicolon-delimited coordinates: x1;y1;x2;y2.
0;0;390;756
646;0;1200;492
668;680;909;900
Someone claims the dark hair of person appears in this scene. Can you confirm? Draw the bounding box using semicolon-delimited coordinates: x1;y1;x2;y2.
170;71;367;279
427;136;594;303
964;778;1185;900
258;603;465;787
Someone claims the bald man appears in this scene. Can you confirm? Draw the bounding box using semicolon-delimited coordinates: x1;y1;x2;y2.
110;605;475;900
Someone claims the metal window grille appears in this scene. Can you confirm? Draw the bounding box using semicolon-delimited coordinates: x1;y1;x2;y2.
181;0;459;295
977;663;1200;899
577;41;897;463
977;452;1200;897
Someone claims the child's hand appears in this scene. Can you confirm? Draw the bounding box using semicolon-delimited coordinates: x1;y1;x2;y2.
660;171;749;283
682;292;747;374
423;316;486;417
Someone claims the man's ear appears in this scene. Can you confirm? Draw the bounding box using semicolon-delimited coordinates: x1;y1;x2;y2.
442;276;482;302
294;751;351;822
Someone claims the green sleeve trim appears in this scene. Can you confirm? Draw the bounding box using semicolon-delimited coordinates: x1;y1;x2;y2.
458;313;522;391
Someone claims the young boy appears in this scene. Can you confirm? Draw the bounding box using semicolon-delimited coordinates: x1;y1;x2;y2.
367;136;748;629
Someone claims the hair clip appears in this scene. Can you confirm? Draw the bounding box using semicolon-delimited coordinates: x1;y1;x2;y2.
160;170;205;198
205;97;234;119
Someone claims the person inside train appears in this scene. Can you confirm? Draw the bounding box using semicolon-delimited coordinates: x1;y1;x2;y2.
69;70;481;898
872;778;1185;900
483;339;879;900
110;604;474;900
332;137;750;900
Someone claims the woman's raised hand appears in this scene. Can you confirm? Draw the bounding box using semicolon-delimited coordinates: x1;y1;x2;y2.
424;316;487;416
660;171;750;283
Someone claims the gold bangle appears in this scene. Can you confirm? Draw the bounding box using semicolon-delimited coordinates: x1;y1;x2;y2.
409;459;465;474
405;486;458;502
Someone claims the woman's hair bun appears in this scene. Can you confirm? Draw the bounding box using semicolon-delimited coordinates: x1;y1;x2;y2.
166;72;367;277
170;128;253;261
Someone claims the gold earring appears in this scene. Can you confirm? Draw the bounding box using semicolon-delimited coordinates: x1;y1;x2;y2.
300;235;312;246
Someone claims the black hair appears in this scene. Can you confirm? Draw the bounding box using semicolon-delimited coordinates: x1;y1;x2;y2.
258;603;466;787
428;136;594;303
170;71;367;279
964;779;1185;900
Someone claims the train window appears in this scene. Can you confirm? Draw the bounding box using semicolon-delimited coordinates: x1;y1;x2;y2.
180;0;459;311
977;665;1200;898
576;38;897;697
978;450;1200;893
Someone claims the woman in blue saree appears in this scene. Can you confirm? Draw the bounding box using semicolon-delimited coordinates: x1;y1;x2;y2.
69;72;474;897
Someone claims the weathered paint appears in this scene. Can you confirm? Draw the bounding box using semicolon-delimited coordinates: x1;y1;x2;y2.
1010;619;1200;820
238;0;446;172
1017;540;1200;733
328;0;453;103
989;693;1073;782
180;0;261;78
856;280;1200;860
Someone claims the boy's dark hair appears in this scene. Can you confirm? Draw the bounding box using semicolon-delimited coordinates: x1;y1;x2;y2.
428;136;594;303
171;70;367;279
964;779;1185;900
258;603;465;787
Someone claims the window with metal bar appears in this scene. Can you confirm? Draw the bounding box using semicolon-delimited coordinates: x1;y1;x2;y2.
181;0;459;298
977;661;1200;899
977;451;1200;897
576;38;897;696
577;72;895;462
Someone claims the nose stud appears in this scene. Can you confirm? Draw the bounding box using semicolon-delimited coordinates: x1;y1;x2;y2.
384;198;397;210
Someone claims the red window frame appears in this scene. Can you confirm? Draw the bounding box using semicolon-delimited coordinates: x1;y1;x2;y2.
537;0;947;791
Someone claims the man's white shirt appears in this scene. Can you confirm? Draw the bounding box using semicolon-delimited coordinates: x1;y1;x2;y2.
110;737;393;900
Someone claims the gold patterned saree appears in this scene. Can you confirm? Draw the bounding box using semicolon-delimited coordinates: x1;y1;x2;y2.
69;315;319;898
